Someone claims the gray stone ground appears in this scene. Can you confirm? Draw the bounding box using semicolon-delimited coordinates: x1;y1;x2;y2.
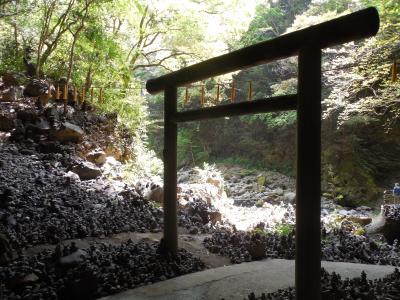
101;259;396;300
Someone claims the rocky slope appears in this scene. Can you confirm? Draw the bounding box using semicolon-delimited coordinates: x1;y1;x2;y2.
0;75;214;299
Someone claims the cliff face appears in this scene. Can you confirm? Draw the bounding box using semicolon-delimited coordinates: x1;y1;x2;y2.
194;91;400;207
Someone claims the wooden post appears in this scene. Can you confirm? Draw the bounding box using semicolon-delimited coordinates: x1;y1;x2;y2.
99;88;104;103
81;88;86;105
63;84;68;101
184;87;189;105
230;82;236;103
90;87;94;102
201;85;205;106
216;84;220;104
163;86;178;254
63;84;68;114
56;85;60;100
296;46;322;300
73;87;78;104
392;61;398;82
247;81;253;101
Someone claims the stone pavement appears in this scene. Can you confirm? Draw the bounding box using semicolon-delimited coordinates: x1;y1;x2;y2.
101;259;396;300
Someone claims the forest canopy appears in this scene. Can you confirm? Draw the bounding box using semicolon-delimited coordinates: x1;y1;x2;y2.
0;0;255;87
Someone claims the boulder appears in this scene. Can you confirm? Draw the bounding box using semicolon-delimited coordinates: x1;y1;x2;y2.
0;114;15;131
207;176;224;195
347;215;372;226
105;144;122;160
64;171;81;182
366;205;400;243
356;206;372;211
273;187;284;196
86;149;106;165
247;240;266;260
50;122;84;143
209;210;222;225
2;73;19;86
71;161;102;180
19;273;39;285
38;141;63;153
16;109;39;124
1;87;19;102
257;175;267;187
262;194;280;204
59;249;87;265
146;186;164;204
0;233;13;265
282;192;296;204
24;79;48;97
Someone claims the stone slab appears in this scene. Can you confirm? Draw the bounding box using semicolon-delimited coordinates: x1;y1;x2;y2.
101;259;396;300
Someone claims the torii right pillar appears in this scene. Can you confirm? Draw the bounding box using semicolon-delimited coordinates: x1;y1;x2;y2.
296;45;322;300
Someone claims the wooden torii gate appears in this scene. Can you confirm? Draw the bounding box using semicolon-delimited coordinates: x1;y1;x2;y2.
146;8;379;300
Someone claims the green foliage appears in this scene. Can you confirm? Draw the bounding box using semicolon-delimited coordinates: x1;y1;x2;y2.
271;78;297;96
217;156;266;171
255;199;264;207
251;227;268;237
274;223;294;236
238;0;311;48
241;111;296;129
177;127;195;166
96;88;146;134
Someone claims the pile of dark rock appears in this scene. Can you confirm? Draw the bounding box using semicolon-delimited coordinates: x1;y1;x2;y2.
383;205;400;221
0;240;205;299
0;142;163;251
379;204;400;243
204;225;400;266
203;227;294;264
321;227;400;265
178;198;223;234
249;268;400;299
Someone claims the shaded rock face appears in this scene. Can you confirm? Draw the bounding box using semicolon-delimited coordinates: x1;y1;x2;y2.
50;122;84;143
0;113;15;131
71;161;102;180
198;117;297;173
166;98;400;208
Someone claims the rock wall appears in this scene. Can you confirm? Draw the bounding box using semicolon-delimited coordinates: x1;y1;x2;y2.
191;103;400;207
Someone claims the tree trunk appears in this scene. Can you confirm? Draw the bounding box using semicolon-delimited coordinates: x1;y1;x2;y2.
66;33;79;82
12;21;19;56
85;65;92;91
